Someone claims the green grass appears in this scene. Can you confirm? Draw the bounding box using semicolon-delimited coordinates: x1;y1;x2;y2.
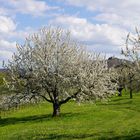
0;94;140;140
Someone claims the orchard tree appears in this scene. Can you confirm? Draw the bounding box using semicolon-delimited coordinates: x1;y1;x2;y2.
115;66;126;96
2;27;117;116
122;28;140;98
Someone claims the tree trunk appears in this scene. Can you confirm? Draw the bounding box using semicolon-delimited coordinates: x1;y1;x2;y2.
118;91;122;96
118;87;123;96
53;102;60;117
130;89;133;99
129;78;133;99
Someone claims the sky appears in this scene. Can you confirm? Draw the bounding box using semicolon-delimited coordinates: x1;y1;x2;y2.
0;0;140;67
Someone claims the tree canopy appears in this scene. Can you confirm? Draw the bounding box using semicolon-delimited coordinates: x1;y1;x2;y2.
1;27;117;116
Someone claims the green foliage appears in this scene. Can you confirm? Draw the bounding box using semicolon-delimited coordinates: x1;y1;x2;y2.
0;94;140;139
0;72;5;85
0;72;9;96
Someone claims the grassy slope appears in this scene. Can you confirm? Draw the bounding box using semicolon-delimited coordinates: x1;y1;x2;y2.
0;94;140;140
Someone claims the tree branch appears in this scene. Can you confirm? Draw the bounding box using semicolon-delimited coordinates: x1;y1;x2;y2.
43;82;54;102
59;89;80;105
47;91;54;102
39;95;53;103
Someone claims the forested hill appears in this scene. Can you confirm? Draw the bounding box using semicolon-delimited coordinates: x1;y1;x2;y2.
0;69;7;73
107;57;130;68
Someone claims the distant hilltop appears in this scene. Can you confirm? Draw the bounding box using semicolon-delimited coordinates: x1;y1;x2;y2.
107;57;130;68
0;68;8;72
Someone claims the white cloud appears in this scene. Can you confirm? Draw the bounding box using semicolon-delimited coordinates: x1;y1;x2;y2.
95;13;131;30
9;0;48;16
0;49;14;68
50;15;127;52
0;50;14;60
11;27;36;40
0;38;16;67
0;15;17;66
0;7;10;15
55;0;140;56
61;0;140;31
0;14;35;40
62;0;140;13
0;39;16;52
0;16;16;34
6;0;60;17
0;1;61;67
1;0;138;66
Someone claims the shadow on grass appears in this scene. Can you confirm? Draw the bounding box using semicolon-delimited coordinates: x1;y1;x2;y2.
37;133;95;140
0;114;51;127
101;100;133;106
33;132;140;140
111;97;130;102
0;112;81;127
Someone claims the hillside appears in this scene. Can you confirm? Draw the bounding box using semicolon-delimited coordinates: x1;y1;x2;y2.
0;93;140;140
107;57;130;68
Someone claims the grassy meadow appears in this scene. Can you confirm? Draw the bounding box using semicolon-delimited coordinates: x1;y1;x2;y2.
0;93;140;140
